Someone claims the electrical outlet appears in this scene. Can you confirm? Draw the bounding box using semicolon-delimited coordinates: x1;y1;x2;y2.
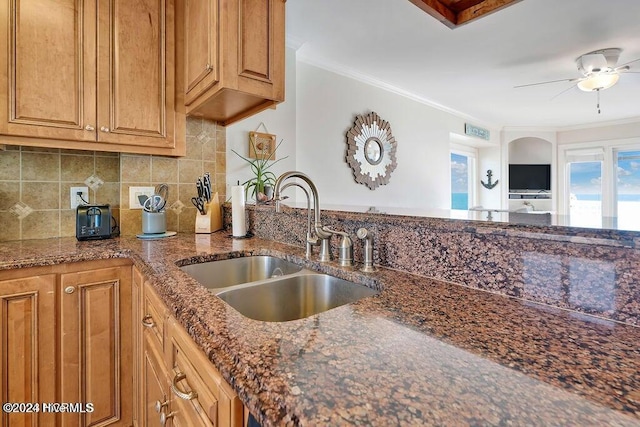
70;186;89;209
129;186;156;209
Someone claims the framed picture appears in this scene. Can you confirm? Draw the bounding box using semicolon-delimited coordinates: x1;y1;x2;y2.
249;131;277;160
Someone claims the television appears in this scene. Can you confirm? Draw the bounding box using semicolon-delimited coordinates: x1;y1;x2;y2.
509;164;551;191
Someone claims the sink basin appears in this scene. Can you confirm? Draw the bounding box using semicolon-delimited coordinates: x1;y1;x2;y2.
216;274;378;322
180;256;303;290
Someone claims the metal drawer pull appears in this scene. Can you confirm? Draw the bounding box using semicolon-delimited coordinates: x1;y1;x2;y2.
141;314;155;328
160;410;174;427
155;399;168;413
85;124;95;131
171;371;197;400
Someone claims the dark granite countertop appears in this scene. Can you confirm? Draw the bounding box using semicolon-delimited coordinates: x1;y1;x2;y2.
1;233;639;426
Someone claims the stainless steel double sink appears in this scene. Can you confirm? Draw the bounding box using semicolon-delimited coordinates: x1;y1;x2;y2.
180;256;377;322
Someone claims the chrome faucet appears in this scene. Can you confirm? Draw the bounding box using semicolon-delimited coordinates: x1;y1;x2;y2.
279;181;318;258
274;171;353;265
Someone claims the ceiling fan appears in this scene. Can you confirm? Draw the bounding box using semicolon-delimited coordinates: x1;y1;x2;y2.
514;48;640;113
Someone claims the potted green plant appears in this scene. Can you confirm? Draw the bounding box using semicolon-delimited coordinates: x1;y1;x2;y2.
232;136;288;203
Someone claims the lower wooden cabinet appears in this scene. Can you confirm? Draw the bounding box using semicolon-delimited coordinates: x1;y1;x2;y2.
1;260;247;427
0;259;133;427
142;331;171;426
0;273;57;426
138;281;247;427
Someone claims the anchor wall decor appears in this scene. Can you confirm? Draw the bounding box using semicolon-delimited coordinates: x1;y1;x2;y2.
481;169;499;190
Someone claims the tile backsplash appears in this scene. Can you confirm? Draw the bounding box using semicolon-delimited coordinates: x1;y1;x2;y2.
0;117;225;241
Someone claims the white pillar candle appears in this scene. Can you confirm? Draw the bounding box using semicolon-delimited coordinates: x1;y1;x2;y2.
231;185;247;237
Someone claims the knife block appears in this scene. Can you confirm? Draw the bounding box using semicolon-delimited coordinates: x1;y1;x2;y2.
195;192;222;233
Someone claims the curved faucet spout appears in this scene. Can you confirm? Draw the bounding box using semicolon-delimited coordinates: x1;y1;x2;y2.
273;171;332;239
280;181;318;259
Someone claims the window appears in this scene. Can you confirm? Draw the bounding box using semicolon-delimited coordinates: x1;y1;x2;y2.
560;144;640;229
614;149;640;229
568;161;602;227
450;151;476;210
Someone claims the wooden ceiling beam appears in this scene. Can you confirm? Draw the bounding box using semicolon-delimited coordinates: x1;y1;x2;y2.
408;0;522;28
407;0;458;29
456;0;522;26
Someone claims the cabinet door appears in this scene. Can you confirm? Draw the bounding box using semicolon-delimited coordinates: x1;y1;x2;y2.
232;0;285;99
181;0;285;124
183;0;219;106
97;0;178;150
142;333;171;427
59;265;133;427
0;274;57;427
0;0;96;141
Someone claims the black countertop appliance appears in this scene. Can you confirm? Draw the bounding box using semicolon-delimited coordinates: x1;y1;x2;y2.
76;204;113;240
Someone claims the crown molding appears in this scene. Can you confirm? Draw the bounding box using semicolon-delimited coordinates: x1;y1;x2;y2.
501;126;558;133
285;35;305;51
556;116;640;131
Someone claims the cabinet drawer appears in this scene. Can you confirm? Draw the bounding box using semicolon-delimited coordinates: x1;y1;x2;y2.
170;349;218;426
167;317;245;427
142;282;168;349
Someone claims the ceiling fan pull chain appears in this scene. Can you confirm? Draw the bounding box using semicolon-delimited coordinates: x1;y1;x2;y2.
596;89;601;114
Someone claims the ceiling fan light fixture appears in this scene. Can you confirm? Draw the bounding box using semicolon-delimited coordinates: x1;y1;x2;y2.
577;73;619;92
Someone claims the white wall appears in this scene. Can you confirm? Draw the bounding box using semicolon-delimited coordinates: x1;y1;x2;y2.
226;48;298;201
295;61;499;210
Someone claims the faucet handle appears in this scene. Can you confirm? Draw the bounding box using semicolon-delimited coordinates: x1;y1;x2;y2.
356;227;371;240
321;226;354;266
337;234;354;267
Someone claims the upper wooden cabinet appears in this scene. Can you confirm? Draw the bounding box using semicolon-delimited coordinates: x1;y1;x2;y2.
179;0;286;125
0;0;185;156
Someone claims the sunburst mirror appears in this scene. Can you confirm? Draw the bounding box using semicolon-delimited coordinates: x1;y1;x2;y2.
345;111;398;190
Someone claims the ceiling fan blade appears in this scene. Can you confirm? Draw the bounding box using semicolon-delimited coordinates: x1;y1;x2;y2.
550;83;578;101
514;77;580;88
616;57;640;69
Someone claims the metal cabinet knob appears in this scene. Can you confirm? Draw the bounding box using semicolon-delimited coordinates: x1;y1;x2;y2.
85;125;95;131
141;314;155;328
155;399;168;413
159;411;174;427
64;286;75;294
100;126;110;132
205;63;212;71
